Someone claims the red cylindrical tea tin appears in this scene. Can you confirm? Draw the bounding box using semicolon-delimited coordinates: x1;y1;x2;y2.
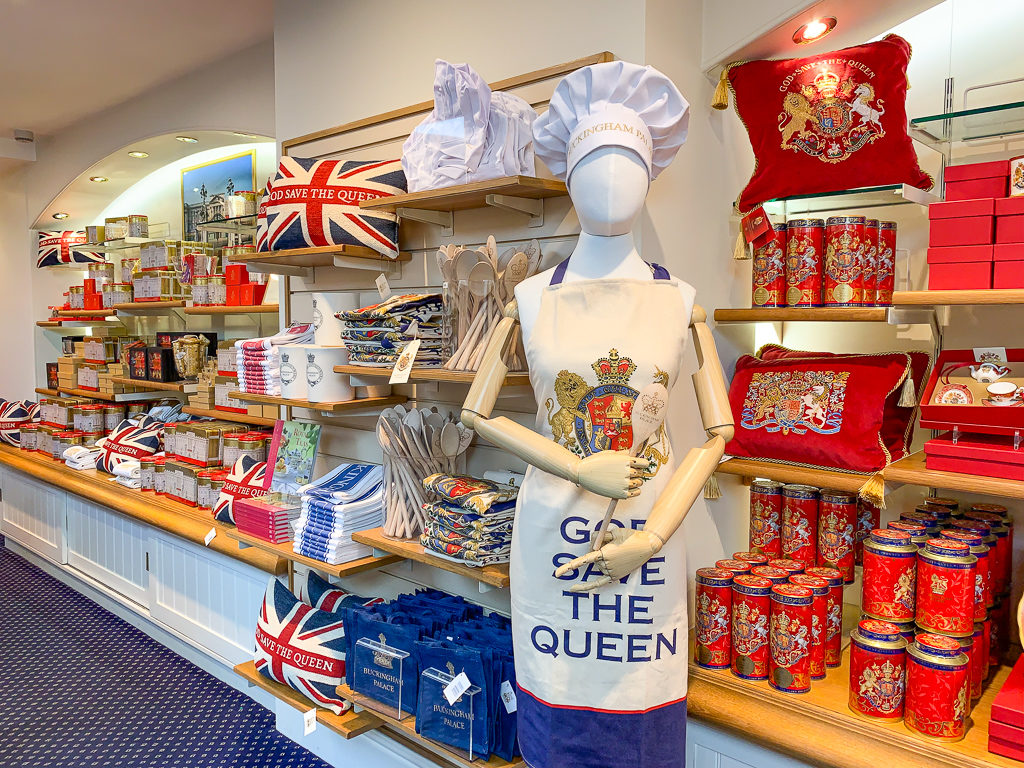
970;621;987;701
862;529;917;622
817;489;857;582
940;529;990;618
861;219;879;306
916;539;977;637
789;574;829;680
767;558;805;575
964;510;1009;595
888;520;928;549
900;509;941;537
980;617;992;683
716;558;752;577
749;480;784;558
695;567;734;669
752;223;787;308
782;484;819;567
970;503;1011;556
731;574;773;680
875;221;897;306
785;218;824;307
751;565;792;586
733;551;770;568
849;619;907;721
989;595;1008;668
806;566;844;668
855;498;880;566
905;633;970;742
769;583;814;693
824;216;865;306
926;496;960;519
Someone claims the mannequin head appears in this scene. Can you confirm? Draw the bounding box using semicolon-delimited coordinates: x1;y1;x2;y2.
568;146;649;237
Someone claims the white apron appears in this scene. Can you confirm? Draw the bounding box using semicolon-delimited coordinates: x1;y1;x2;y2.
513;259;694;768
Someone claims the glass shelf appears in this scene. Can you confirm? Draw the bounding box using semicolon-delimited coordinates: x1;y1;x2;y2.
759;184;938;217
80;222;172;252
910;100;1024;149
195;215;257;235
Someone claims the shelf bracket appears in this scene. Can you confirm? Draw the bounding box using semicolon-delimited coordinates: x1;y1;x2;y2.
478;581;497;594
245;263;314;280
485;194;544;227
396;207;454;236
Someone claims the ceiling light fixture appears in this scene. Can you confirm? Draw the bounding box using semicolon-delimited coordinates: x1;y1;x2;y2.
89;176;108;183
793;17;837;44
127;151;149;158
176;136;198;143
52;212;69;220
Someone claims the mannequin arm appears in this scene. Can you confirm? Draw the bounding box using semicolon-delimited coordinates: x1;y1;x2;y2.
556;305;735;591
461;301;647;499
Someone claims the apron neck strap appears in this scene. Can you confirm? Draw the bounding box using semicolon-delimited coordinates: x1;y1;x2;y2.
548;257;670;285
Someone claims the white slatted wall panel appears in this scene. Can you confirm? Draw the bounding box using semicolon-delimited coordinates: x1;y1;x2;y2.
0;467;67;563
148;532;266;664
65;495;149;607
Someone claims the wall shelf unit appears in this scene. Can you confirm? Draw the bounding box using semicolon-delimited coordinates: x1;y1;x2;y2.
54;309;117;318
713;307;890;323
195;215;258;236
335;364;531;387
184;304;279;315
892;289;1024;306
910;100;1024;157
181;406;278;427
113;301;186;313
228;391;406;414
226;245;409;278
226;529;402;582
759;183;939;217
35;386;174;403
108;377;196;394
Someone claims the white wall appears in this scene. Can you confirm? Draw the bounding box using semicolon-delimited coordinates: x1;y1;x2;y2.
0;167;37;398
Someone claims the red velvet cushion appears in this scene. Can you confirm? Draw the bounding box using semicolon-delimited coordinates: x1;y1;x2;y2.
726;347;928;472
720;34;932;212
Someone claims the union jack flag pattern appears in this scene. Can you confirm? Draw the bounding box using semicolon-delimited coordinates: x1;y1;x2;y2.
264;157;407;259
255;577;351;714
213;455;268;524
298;569;384;613
255;180;272;252
96;417;163;474
37;230;104;267
0;400;37;447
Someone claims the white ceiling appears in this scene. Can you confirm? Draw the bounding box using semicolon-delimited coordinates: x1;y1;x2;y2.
0;0;273;138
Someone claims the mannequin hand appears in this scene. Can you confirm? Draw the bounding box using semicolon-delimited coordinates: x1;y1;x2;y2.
576;451;649;499
555;528;664;592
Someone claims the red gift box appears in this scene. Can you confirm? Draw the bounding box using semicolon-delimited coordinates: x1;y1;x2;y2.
988;734;1024;763
929;215;994;246
252;282;268;305
944;160;1009;202
994;243;1024;288
997;214;1024;244
927;245;993;263
995;196;1024;215
225;264;249;286
83;293;103;310
226;284;241;306
920;348;1024;437
945;160;1010;181
924;432;1024;481
239;283;255;305
992;655;1024;728
926;245;993;291
929;197;995;219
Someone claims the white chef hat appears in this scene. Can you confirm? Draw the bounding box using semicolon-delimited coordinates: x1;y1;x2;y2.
533;61;689;186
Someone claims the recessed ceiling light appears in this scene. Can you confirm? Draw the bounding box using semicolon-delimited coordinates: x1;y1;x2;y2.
176;136;198;143
793;17;837;44
232;131;257;138
89;176;108;183
127;151;149;158
52;212;69;220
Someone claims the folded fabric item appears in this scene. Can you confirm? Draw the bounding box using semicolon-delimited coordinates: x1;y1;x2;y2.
421;524;511;553
112;460;141;480
301;463;383;500
115;475;141;490
338;294;442;323
236;323;315;351
65;454;100;471
420;537;510;566
347;352;445;367
422;474;518;514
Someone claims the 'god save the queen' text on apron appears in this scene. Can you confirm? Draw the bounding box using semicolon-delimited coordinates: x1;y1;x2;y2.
513;259;695;768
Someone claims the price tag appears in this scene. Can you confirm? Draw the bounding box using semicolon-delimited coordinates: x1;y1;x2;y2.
303;707;317;735
499;680;517;713
375;273;392;300
443;671;472;706
204;528;217;546
406;320;419;338
389;339;421;384
973;346;1007;363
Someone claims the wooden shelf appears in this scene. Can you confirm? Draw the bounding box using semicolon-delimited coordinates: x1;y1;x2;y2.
892;289;1024;306
0;444;285;574
351;527;510;588
226;528;403;578
182;406;278;427
184;304;279;315
335;364;531;387
689;642;1018;768
360;175;566;214
234;662;381;739
225;246;411;277
55;309;116;318
34;386;173;403
229;391;406;414
714;307;889;323
717;457;868;493
108;377;196;394
337;683;523;768
36;320;63;328
34;387;60;397
112;301;186;313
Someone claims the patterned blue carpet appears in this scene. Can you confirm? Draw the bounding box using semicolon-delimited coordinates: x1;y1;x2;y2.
0;542;334;768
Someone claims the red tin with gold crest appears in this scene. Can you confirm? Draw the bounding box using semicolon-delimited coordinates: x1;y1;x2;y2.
861;219;879;305
900;509;941;537
905;633;970;742
751;565;791;586
731;574;773;681
875;221;897;305
862;529;917;622
925;496;960;519
749;480;784;558
916;539;977;637
990;595;1008;668
940;529;991;618
855;499;880;565
849;619;907;721
888;520;928;549
695;567;734;669
733;551;770;568
769;583;814;694
767;558;805;575
970;621;987;700
785;218;824;307
752;223;787;308
964;509;1009;595
806;566;843;668
824;215;865;306
970;504;1012;563
782;484;819;567
789;574;829;680
716;558;752;577
817;489;857;582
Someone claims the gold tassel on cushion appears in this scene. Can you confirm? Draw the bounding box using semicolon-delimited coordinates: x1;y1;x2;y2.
858;472;886;509
898;375;917;407
733;229;749;260
712;65;732;110
703;473;722;500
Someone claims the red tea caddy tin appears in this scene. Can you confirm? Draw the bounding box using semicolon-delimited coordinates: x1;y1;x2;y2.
970;621;987;700
939;529;991;618
861;218;879;305
769;583;814;694
751;565;792;586
817;489;857;582
782;484;819;567
733;551;770;568
862;529;917;622
749;480;784;558
752;223;787;308
716;559;752;577
785;218;824;307
849;619;907;721
905;633;970;742
824;215;865;306
900;509;941;537
731;574;773;680
789;573;829;680
925;496;960;519
695;567;734;669
767;558;805;575
888;520;928;549
856;499;880;565
875;221;897;305
964;510;1009;595
806;566;843;667
916;538;977;637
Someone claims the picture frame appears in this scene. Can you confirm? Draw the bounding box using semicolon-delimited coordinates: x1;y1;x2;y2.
181;150;255;241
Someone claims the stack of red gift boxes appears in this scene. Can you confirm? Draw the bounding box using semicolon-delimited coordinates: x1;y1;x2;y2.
990;655;1024;762
928;159;1024;290
223;264;268;306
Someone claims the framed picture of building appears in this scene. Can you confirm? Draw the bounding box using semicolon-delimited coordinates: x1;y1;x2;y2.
181;150;255;241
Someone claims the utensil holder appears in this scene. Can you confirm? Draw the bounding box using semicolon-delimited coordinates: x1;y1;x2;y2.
379;433;469;540
443;279;501;372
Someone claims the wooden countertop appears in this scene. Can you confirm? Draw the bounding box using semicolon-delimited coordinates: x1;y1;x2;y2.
0;444;285;575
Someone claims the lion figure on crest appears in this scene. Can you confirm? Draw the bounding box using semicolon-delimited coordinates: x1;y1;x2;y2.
546;370;587;452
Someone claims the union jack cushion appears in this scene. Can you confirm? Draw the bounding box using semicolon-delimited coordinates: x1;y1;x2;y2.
37;230;104;268
298;569;381;612
255;577;351;713
96;418;163;474
264;157;407;259
213;455;268;524
255;180;272;252
0;400;37;447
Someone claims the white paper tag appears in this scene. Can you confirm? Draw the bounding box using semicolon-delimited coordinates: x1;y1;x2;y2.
389;339;421;384
375;273;391;300
204;528;216;546
443;671;471;706
406;320;419;339
973;346;1007;363
499;680;517;713
303;707;317;735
